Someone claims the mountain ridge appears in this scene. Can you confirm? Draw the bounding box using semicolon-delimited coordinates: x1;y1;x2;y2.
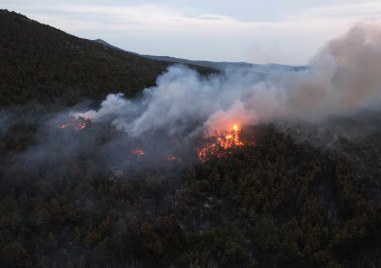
0;10;213;106
92;38;306;71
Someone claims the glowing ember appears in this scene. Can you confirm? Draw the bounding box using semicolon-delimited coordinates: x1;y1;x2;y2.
58;116;91;131
167;155;177;161
131;148;145;156
198;123;244;162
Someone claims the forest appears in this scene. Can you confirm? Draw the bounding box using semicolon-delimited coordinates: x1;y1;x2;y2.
0;9;380;268
1;116;380;267
0;10;212;107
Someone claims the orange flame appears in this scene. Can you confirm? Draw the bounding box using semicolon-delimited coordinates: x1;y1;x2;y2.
198;123;244;162
58;116;91;131
58;124;68;129
131;148;145;156
167;155;177;161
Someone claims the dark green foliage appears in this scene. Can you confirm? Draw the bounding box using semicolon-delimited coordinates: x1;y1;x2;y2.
0;9;168;106
0;9;380;268
177;125;380;267
0;10;215;106
0;124;379;267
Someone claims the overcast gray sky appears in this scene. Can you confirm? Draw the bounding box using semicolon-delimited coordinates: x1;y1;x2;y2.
3;0;381;64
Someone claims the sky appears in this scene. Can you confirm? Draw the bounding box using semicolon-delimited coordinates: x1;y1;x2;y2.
3;0;381;65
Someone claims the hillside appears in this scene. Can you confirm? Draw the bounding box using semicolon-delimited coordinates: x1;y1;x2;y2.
0;9;380;268
0;10;212;106
0;122;380;267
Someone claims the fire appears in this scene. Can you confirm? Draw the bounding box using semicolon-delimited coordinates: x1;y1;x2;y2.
131;148;145;156
167;155;177;161
58;116;91;131
198;123;244;162
216;124;244;149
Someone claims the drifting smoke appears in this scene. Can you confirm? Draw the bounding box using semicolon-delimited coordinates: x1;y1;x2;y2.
0;110;13;137
3;23;381;175
77;23;381;141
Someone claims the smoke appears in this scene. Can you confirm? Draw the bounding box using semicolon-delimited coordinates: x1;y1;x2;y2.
3;23;381;176
0;109;14;137
76;23;381;141
284;22;381;119
75;65;278;140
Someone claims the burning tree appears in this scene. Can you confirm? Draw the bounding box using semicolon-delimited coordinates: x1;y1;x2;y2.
198;123;244;162
58;116;91;131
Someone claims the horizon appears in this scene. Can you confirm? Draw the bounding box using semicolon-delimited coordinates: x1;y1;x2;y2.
2;0;381;65
1;2;381;267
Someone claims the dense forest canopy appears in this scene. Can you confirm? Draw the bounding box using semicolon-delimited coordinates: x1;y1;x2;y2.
0;9;380;268
0;10;213;106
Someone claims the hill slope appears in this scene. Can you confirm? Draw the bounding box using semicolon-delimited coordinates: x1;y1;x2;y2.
0;10;169;106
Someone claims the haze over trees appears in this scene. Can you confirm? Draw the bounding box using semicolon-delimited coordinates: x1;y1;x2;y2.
0;9;380;268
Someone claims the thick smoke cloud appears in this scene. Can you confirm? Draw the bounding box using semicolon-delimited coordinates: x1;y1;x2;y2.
77;23;381;140
285;22;381;119
3;23;381;175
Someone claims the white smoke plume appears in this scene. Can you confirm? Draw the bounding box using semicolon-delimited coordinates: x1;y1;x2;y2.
76;23;381;139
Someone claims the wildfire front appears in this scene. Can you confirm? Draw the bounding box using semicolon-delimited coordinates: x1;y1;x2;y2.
198;123;244;162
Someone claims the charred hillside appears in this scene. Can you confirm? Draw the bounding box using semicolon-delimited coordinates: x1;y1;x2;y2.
0;10;213;106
